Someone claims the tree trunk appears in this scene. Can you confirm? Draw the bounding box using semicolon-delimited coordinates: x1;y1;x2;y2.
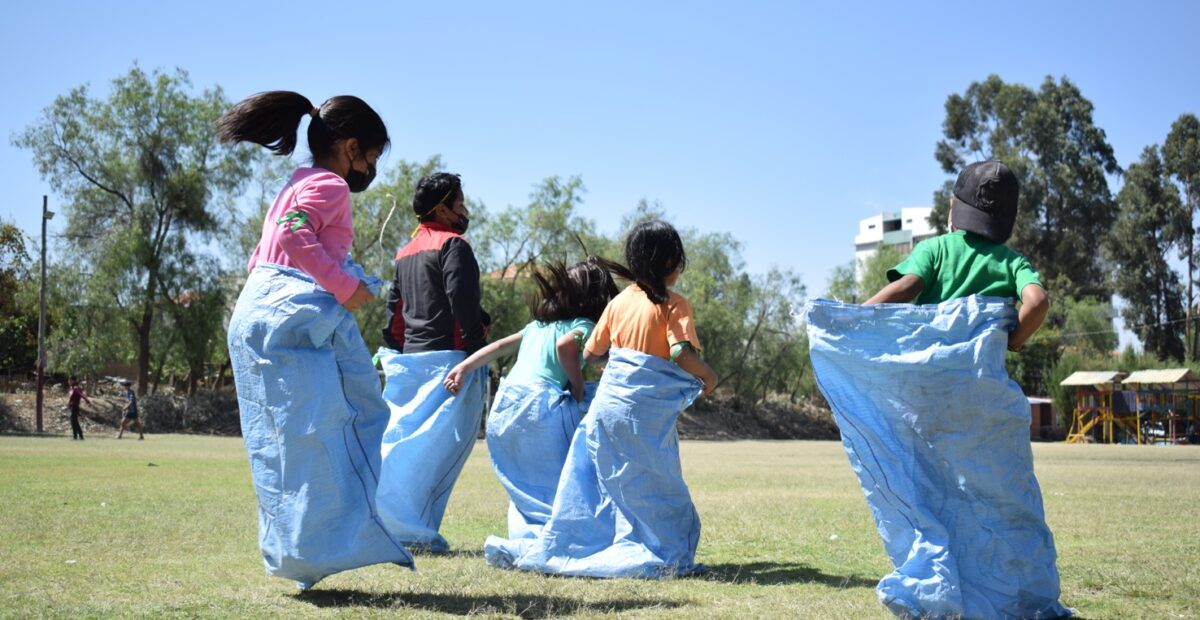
1180;225;1190;362
136;307;153;395
215;356;231;389
1187;226;1194;361
151;344;169;395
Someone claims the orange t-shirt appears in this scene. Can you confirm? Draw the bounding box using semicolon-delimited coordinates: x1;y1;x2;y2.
584;284;701;360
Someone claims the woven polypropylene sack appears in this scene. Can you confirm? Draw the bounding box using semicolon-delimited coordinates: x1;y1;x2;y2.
807;296;1070;619
375;348;488;552
485;379;597;539
228;262;413;589
485;349;704;578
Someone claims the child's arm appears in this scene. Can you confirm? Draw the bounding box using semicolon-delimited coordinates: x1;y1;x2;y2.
443;332;523;395
674;345;718;397
556;332;586;402
1008;284;1049;352
863;274;924;305
583;350;608;366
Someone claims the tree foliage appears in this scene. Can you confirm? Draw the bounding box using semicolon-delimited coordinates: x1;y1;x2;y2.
1104;146;1186;361
13;65;255;392
932;75;1120;300
1163;113;1200;359
0;222;37;374
859;244;906;301
824;261;859;303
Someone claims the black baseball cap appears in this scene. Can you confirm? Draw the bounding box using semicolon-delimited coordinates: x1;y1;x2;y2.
951;160;1019;243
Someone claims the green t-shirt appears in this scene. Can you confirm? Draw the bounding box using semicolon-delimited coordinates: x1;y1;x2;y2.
888;231;1042;305
505;318;596;388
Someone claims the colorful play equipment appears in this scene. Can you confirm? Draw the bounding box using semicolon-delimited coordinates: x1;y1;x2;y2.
1122;369;1200;446
1062;371;1128;444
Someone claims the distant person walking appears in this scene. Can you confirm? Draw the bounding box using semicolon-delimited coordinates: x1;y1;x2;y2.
116;380;143;440
67;376;91;441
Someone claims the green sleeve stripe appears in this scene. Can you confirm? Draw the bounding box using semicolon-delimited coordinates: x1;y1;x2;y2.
276;211;309;232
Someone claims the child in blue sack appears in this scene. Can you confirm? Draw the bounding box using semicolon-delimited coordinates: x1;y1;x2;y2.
865;160;1049;350
810;160;1069;619
443;257;631;539
220;91;413;589
484;220;718;578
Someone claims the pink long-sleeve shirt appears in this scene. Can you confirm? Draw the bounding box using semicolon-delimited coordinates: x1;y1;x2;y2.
247;168;360;303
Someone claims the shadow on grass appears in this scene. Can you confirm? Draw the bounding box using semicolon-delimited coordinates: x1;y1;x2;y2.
296;589;683;618
704;561;877;588
405;547;484;559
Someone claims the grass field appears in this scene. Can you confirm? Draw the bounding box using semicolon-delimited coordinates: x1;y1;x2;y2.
0;435;1197;619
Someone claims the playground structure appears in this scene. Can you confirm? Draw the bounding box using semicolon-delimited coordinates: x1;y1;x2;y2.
1062;369;1200;445
1063;371;1128;444
1122;369;1200;445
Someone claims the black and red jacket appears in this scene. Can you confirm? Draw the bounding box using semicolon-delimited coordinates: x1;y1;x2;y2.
382;222;489;354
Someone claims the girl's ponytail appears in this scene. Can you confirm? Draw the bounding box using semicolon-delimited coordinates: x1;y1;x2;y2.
530;255;635;323
218;92;388;161
217;91;314;156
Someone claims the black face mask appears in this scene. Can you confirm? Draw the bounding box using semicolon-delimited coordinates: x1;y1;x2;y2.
451;212;469;234
346;161;376;193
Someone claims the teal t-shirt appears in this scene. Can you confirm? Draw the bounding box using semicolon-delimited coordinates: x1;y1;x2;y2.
505;318;596;388
888;231;1042;305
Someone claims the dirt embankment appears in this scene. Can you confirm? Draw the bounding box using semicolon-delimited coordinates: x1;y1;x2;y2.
2;385;837;440
0;388;128;436
680;394;838;440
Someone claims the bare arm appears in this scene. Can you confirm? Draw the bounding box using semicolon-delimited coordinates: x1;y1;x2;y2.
443;332;523;395
675;345;718;397
583;349;608;367
556;332;586;402
1008;284;1049;352
863;274;924;305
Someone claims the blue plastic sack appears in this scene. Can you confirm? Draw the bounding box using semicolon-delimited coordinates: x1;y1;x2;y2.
484;348;704;578
227;261;414;589
485;379;598;539
806;296;1070;619
375;348;488;552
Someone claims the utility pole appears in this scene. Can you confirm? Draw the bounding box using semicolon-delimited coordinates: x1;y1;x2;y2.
35;196;53;433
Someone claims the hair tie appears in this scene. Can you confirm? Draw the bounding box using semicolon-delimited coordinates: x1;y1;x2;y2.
309;107;320;119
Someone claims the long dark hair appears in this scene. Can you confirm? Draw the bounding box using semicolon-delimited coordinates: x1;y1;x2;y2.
217;91;388;159
624;220;687;304
530;256;634;323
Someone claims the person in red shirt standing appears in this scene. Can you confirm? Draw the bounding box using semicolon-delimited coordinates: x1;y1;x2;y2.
67;376;91;441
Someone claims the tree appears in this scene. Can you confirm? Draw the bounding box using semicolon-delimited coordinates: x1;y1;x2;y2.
1163;113;1200;359
932;75;1120;299
825;261;859;303
0;222;37;374
1105;146;1186;361
159;254;228;394
468;176;605;374
859;244;906;300
14;65;255;393
824;245;906;304
1056;296;1119;356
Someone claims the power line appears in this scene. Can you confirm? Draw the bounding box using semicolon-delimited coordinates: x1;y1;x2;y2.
1028;316;1189;343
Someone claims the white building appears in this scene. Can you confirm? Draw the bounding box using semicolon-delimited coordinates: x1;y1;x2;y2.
854;208;937;281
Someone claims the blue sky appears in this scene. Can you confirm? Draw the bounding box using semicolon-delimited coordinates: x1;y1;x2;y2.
2;0;1197;315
